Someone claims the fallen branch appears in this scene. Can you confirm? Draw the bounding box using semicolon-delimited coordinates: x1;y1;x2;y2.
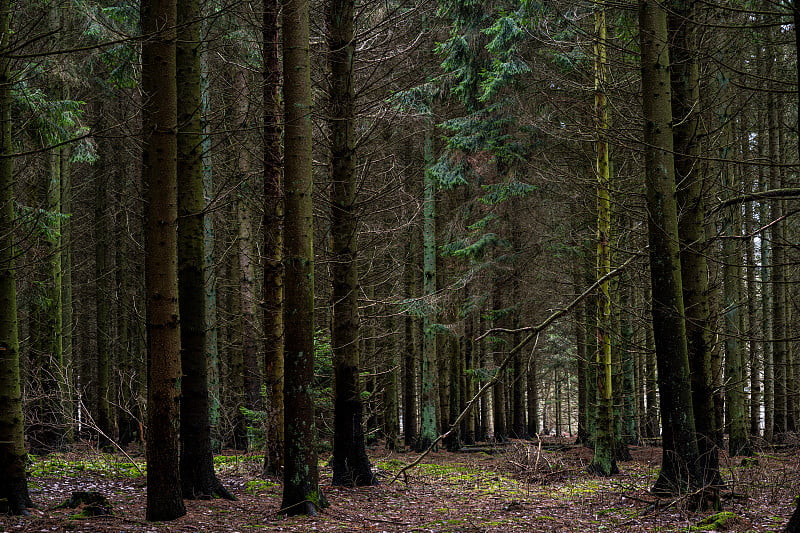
390;256;635;484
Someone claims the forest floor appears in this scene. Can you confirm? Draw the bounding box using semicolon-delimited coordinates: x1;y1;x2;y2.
1;437;798;532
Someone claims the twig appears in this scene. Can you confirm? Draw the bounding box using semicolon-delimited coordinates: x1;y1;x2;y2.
391;256;635;484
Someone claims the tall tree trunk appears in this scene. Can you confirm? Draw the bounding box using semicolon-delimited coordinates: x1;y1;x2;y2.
589;1;617;476
95;155;114;447
262;0;284;477
177;0;234;499
639;0;703;495
767;87;787;438
141;0;186;518
0;4;32;509
30;148;65;453
718;94;751;457
668;0;720;487
234;70;262;415
417;118;438;451
281;0;329;510
403;231;418;447
384;315;401;450
328;0;375;484
201;25;221;453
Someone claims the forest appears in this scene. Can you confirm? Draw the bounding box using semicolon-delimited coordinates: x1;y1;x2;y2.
1;0;800;530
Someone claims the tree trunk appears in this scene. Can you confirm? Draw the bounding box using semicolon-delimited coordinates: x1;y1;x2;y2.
233;70;262;415
281;0;328;511
262;0;284;477
767;87;787;438
589;2;617;476
0;5;32;509
668;0;720;486
141;0;186;518
328;0;375;484
95;154;114;448
417;118;438;451
177;0;234;499
403;231;418;447
639;0;703;495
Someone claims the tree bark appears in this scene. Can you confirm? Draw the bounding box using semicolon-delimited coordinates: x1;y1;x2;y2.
668;0;720;485
639;0;703;495
0;2;32;510
281;0;329;511
262;0;284;478
177;0;234;499
328;0;376;485
141;0;186;518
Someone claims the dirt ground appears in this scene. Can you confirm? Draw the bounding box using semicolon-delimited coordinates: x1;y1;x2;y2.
1;439;798;532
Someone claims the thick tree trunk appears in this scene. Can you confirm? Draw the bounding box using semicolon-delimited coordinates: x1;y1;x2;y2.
141;0;186;519
177;0;234;499
327;0;375;485
668;0;720;485
281;0;328;511
0;6;32;510
639;0;703;495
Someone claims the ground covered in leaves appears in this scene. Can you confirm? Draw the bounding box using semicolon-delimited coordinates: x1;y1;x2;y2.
2;439;798;532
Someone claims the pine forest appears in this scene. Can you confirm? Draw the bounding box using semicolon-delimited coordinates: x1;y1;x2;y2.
2;0;800;530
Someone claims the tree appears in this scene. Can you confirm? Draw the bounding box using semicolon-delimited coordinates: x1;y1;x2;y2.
280;0;329;512
262;0;284;478
588;0;617;477
176;0;235;499
668;0;721;485
141;0;186;519
327;0;376;487
0;0;32;512
418;116;439;451
638;0;702;496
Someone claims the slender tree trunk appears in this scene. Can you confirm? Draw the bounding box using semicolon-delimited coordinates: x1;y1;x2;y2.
95;156;114;447
384;315;401;450
0;4;32;509
176;0;234;499
589;1;617;476
639;0;703;495
281;0;328;510
233;70;262;415
418;118;438;451
201;22;221;454
141;0;186;518
262;0;284;477
403;232;418;447
767;88;787;438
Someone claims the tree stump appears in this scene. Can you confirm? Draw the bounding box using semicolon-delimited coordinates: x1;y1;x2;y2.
57;491;112;516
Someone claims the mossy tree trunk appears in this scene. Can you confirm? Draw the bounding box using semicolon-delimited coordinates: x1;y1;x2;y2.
589;1;617;476
176;0;234;499
417;118;438;452
402;230;418;447
281;0;329;511
668;0;720;484
639;0;703;495
0;3;32;510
